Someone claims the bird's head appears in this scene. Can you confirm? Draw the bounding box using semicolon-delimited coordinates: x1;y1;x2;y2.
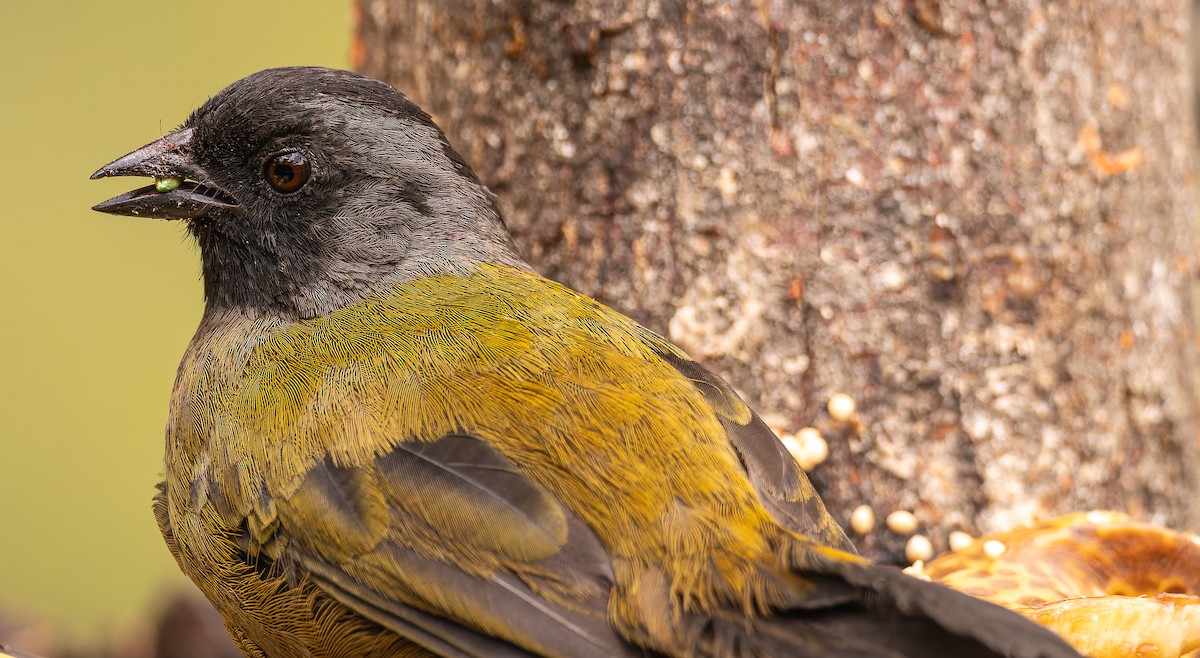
92;66;524;319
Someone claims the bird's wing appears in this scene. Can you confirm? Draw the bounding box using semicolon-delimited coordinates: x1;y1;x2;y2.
266;433;638;658
652;348;856;553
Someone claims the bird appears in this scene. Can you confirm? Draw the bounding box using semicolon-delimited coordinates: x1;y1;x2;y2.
91;66;1081;658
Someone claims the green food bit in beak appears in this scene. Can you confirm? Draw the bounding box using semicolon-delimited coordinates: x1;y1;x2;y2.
155;176;182;193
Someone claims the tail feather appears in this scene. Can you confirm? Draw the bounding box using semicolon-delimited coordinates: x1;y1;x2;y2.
674;593;1058;658
660;550;1083;658
800;550;1083;658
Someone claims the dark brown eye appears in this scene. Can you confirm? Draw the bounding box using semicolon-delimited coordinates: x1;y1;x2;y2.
264;152;310;193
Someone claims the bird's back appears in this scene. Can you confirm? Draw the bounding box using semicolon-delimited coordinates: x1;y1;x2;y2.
158;263;1078;658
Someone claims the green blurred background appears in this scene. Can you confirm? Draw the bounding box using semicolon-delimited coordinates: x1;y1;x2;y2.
0;1;350;648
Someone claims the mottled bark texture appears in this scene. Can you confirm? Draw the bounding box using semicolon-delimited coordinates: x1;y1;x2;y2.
356;1;1200;559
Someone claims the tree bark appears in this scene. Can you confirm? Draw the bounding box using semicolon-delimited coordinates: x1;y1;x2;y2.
355;0;1200;560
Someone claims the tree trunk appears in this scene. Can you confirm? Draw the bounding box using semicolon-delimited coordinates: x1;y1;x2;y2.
355;0;1200;560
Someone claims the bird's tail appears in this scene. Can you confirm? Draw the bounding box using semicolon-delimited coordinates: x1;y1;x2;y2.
761;539;1084;658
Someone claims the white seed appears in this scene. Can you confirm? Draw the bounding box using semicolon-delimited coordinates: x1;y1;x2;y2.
983;540;1007;559
948;530;974;552
849;504;876;535
886;510;919;535
827;393;857;421
902;560;931;580
794;427;828;468
780;434;802;459
782;427;829;472
796;426;822;442
905;534;934;563
795;449;823;472
777;434;816;470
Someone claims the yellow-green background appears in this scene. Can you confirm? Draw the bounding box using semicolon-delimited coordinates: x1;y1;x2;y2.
0;2;350;644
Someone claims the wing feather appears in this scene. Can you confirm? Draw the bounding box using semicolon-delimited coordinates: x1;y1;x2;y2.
270;434;635;658
654;348;854;552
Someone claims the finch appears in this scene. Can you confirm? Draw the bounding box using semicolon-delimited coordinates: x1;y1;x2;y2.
92;67;1079;658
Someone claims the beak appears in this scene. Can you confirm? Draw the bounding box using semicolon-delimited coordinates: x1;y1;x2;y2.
91;128;239;220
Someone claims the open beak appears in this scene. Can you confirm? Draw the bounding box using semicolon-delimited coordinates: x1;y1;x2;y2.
91;128;239;220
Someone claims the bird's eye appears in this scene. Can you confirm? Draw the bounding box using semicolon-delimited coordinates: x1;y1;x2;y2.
263;152;310;193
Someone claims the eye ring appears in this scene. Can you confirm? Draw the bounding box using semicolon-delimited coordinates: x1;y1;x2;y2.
263;151;311;193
